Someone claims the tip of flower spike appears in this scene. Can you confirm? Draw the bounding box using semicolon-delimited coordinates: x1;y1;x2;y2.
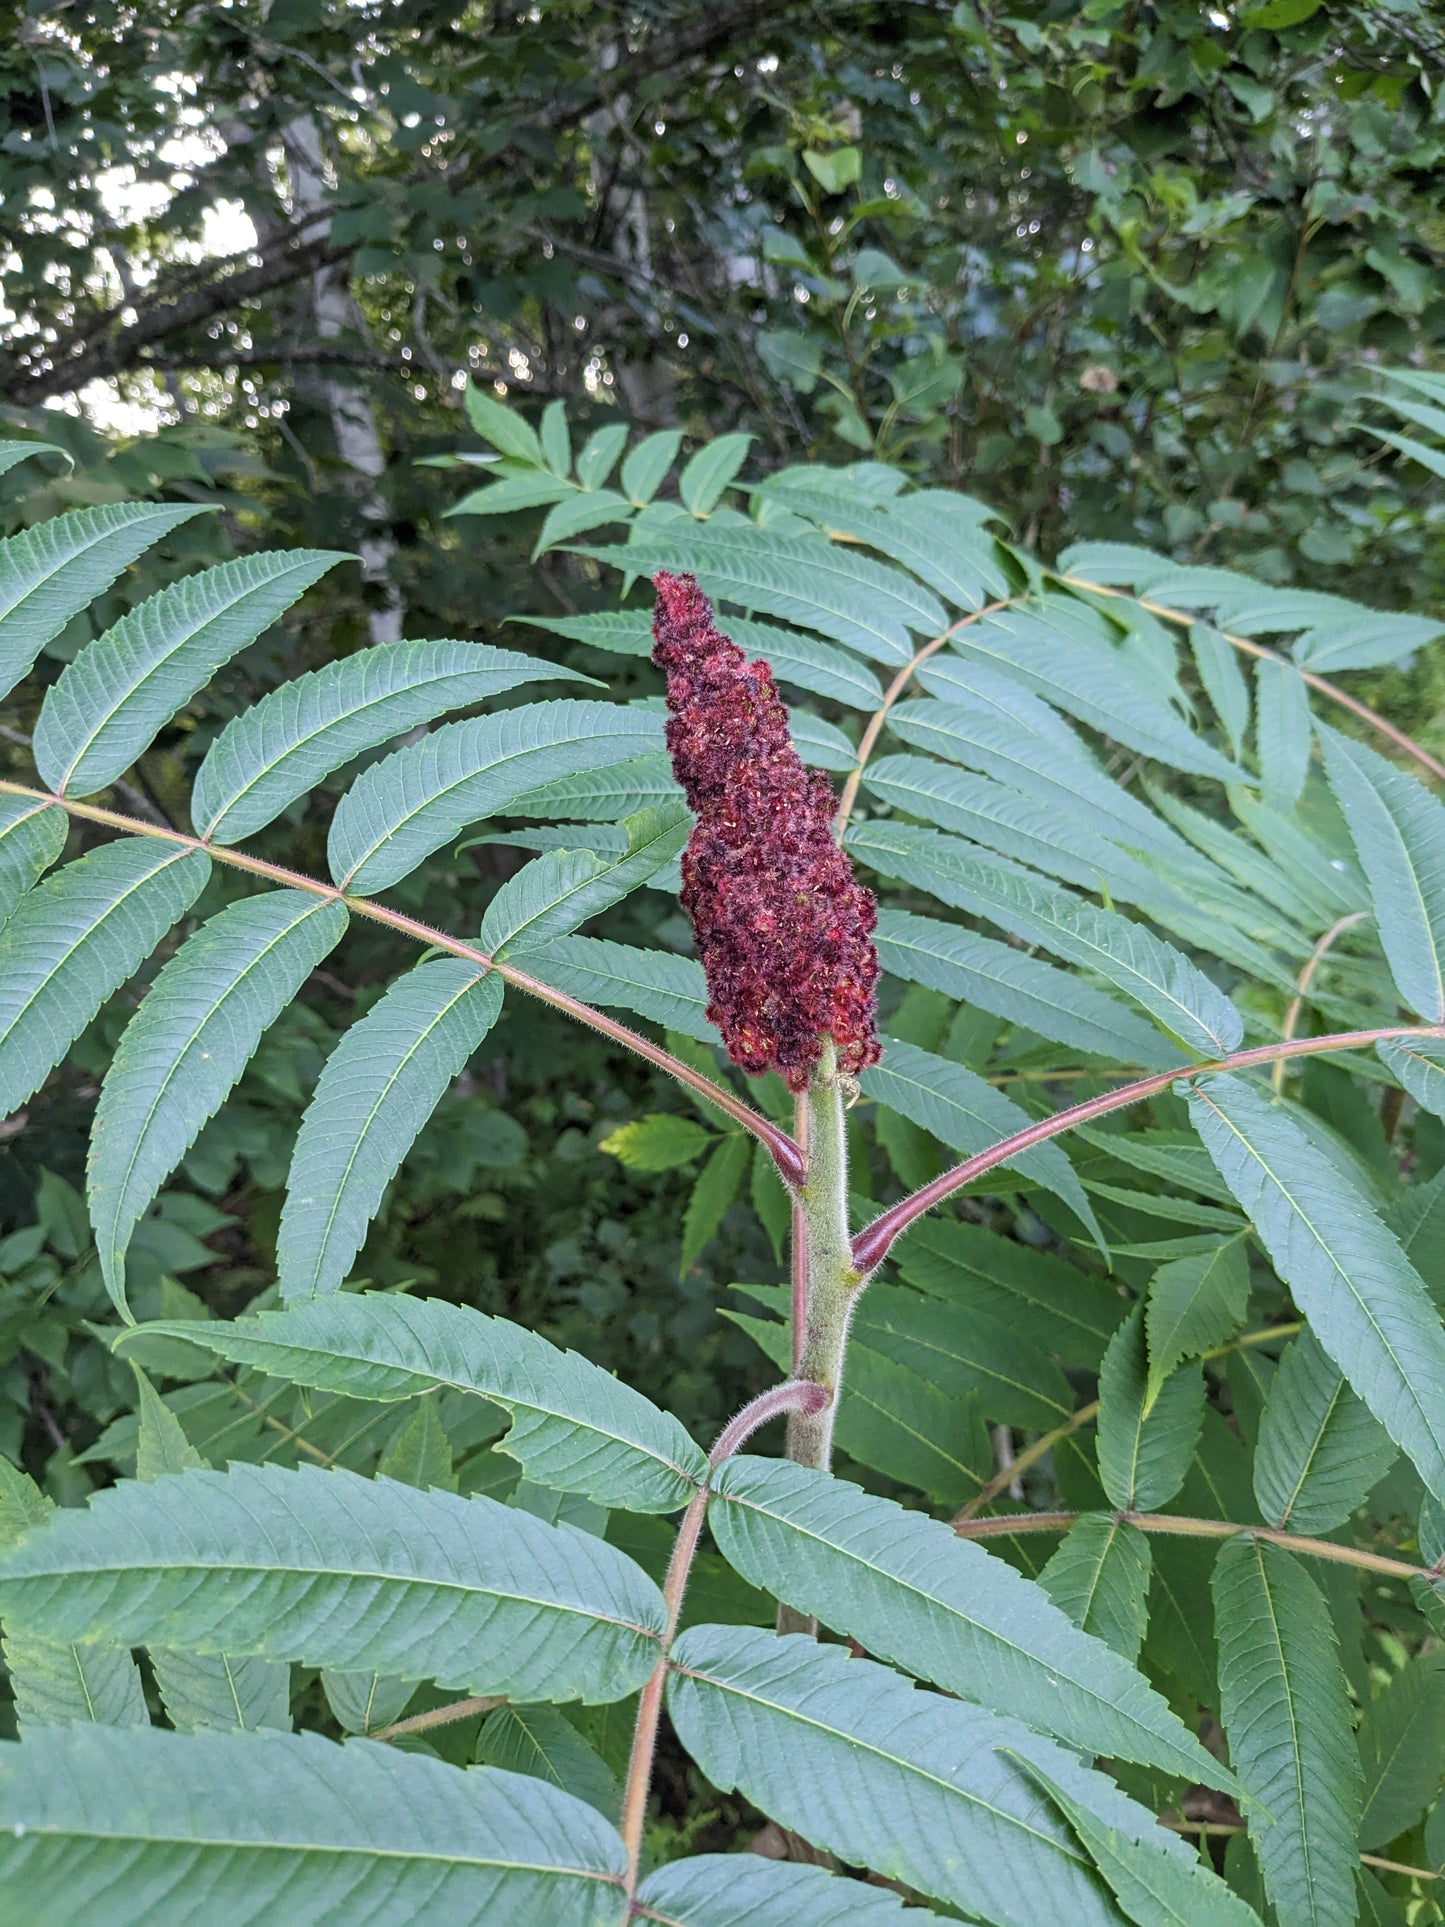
649;572;882;1091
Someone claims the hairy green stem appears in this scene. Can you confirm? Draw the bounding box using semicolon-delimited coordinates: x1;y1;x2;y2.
784;1043;859;1477
0;776;804;1186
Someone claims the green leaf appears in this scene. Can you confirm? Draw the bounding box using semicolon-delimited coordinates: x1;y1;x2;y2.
0;793;66;930
1356;1651;1445;1851
802;145;861;192
876;908;1180;1068
0;502;211;702
0;1458;146;1735
533;489;631;556
488;801;690;956
1039;1515;1153;1664
679;434;754;514
668;1622;1196;1924
1253;658;1311;810
600;1113;714;1172
0;1725;629;1925
376;1396;456;1490
583;525;943;664
516;935;719;1044
34;550;346;798
1188;1074;1445;1501
710;1457;1234;1791
1253;1328;1398;1534
0;1461;665;1703
1213;1535;1363;1927
852;1279;1075;1431
0;439;65;482
680;1133;750;1274
539;399;571;476
1190;625;1252;761
476;1704;619;1819
727;614;883;708
637;1855;941;1924
90;891;347;1311
277;961;504;1299
132;1359;206;1478
506;752;680;824
862;1038;1103;1242
0;838;211;1124
1378;1035;1445;1121
320;1668;414;1734
1097;1304;1205;1511
1020;1759;1263;1926
194;638;586;845
130;1293;709;1513
620;429;683;506
328;700;662;894
464;383;546;465
852;824;1242;1056
1320;723;1445;1021
1145;1239;1250;1405
450;472;576;517
574;423;629;491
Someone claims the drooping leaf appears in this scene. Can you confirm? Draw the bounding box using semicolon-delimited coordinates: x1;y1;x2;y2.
1020;1759;1263;1927
0;794;66;930
1144;1239;1250;1406
668;1622;1195;1925
485;801;690;957
1253;1328;1398;1534
1039;1515;1153;1665
34;550;346;797
476;1704;619;1820
1096;1304;1205;1511
0;838;211;1124
277;960;503;1298
1188;1073;1445;1501
0;1461;665;1704
328;700;663;894
874;908;1184;1069
1320;723;1445;1021
637;1854;944;1925
852;823;1243;1056
90;891;347;1310
1356;1650;1445;1852
193;638;588;844
709;1456;1233;1791
515;934;719;1044
861;1037;1102;1241
1213;1534;1363;1927
679;1132;750;1275
0;1725;629;1925
135;1293;708;1512
0;502;211;702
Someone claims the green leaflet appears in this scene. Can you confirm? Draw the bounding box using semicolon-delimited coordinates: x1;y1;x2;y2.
485;801;690;957
1356;1651;1445;1852
194;637;589;843
1320;722;1445;1022
0;501;212;703
709;1457;1234;1792
131;1293;709;1513
1189;623;1252;761
851;821;1243;1057
1039;1515;1153;1665
0;439;65;482
277;959;503;1299
327;699;663;893
850;1279;1075;1431
515;934;719;1044
580;525;941;662
1144;1239;1250;1406
0;1461;665;1704
0;1726;629;1927
1188;1074;1445;1502
1378;1034;1445;1120
1096;1304;1205;1511
637;1855;943;1925
0;793;66;930
668;1622;1193;1926
507;751;680;823
1213;1536;1363;1927
321;1668;414;1735
726;616;883;707
861;1037;1102;1243
0;1457;146;1735
1020;1760;1263;1927
90;891;348;1312
679;1133;750;1276
476;1705;619;1819
1253;657;1311;810
1253;1328;1398;1534
0;838;211;1124
34;550;346;797
874;907;1185;1069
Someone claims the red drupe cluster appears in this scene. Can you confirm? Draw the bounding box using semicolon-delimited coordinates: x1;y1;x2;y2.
651;571;881;1092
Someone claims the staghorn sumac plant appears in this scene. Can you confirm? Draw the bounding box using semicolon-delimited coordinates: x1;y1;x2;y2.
0;401;1444;1924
